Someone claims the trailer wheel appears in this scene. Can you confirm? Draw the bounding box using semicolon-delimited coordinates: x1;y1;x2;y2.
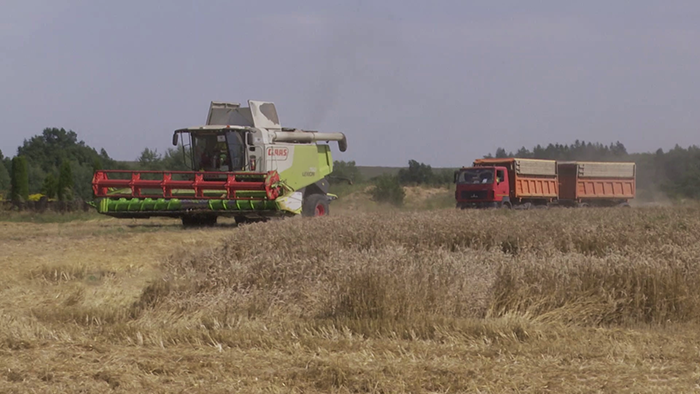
302;194;329;217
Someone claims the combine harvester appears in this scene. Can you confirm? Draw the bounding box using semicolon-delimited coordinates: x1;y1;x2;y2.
91;100;347;226
454;158;635;209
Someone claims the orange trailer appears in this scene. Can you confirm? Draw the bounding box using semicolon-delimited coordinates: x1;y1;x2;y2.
557;161;635;207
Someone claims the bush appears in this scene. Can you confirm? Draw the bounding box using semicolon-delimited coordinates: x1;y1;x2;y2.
331;160;363;184
41;173;58;199
0;158;10;193
397;159;454;186
398;160;433;185
10;156;29;203
57;161;74;201
371;174;405;206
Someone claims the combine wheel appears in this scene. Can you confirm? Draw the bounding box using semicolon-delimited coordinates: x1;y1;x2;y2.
501;201;512;209
302;194;330;217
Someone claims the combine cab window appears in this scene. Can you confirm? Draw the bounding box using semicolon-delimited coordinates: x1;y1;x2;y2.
192;131;245;172
193;134;217;171
226;131;244;171
457;169;494;184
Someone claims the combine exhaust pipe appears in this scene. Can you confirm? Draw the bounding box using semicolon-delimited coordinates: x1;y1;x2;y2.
272;131;347;152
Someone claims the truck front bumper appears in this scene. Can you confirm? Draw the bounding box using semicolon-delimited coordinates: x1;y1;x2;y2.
456;201;500;209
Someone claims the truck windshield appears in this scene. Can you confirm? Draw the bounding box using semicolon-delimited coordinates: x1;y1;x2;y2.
457;169;494;184
192;131;245;172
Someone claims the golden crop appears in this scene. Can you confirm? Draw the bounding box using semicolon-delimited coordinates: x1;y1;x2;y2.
2;205;700;392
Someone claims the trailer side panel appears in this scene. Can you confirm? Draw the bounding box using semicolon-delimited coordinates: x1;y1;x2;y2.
558;162;636;202
514;175;559;199
576;178;635;199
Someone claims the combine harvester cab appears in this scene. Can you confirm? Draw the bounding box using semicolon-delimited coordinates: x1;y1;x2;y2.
91;100;348;226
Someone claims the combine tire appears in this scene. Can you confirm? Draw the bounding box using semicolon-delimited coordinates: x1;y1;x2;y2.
302;194;329;217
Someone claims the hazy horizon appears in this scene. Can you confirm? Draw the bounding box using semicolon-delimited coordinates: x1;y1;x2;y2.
2;1;699;166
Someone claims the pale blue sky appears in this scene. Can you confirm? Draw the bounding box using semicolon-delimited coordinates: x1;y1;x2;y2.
1;1;699;166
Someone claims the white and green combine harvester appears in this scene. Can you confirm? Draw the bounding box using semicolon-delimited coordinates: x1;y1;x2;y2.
91;100;348;226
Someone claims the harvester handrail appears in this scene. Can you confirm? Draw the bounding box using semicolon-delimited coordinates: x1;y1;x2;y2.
95;169;259;175
92;169;282;201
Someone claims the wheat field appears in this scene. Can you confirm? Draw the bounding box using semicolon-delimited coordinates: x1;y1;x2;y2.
1;205;700;393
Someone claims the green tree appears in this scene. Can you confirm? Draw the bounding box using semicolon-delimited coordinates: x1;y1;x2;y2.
0;150;10;194
1;149;11;173
161;147;191;171
41;173;58;199
57;160;74;201
398;159;434;185
137;148;165;171
129;146;191;172
17;127;116;199
331;160;363;184
10;156;29;202
92;157;102;173
494;147;510;158
371;174;405;206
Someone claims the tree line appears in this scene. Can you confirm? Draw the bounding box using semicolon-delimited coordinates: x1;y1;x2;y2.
0;127;190;203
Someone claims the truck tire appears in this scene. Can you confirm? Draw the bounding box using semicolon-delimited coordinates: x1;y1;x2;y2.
302;194;329;217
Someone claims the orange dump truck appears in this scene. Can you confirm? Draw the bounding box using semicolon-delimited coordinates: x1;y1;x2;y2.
454;158;636;209
455;158;559;209
557;161;635;207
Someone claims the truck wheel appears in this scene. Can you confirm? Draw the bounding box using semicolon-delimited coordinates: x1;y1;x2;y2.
302;194;329;217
